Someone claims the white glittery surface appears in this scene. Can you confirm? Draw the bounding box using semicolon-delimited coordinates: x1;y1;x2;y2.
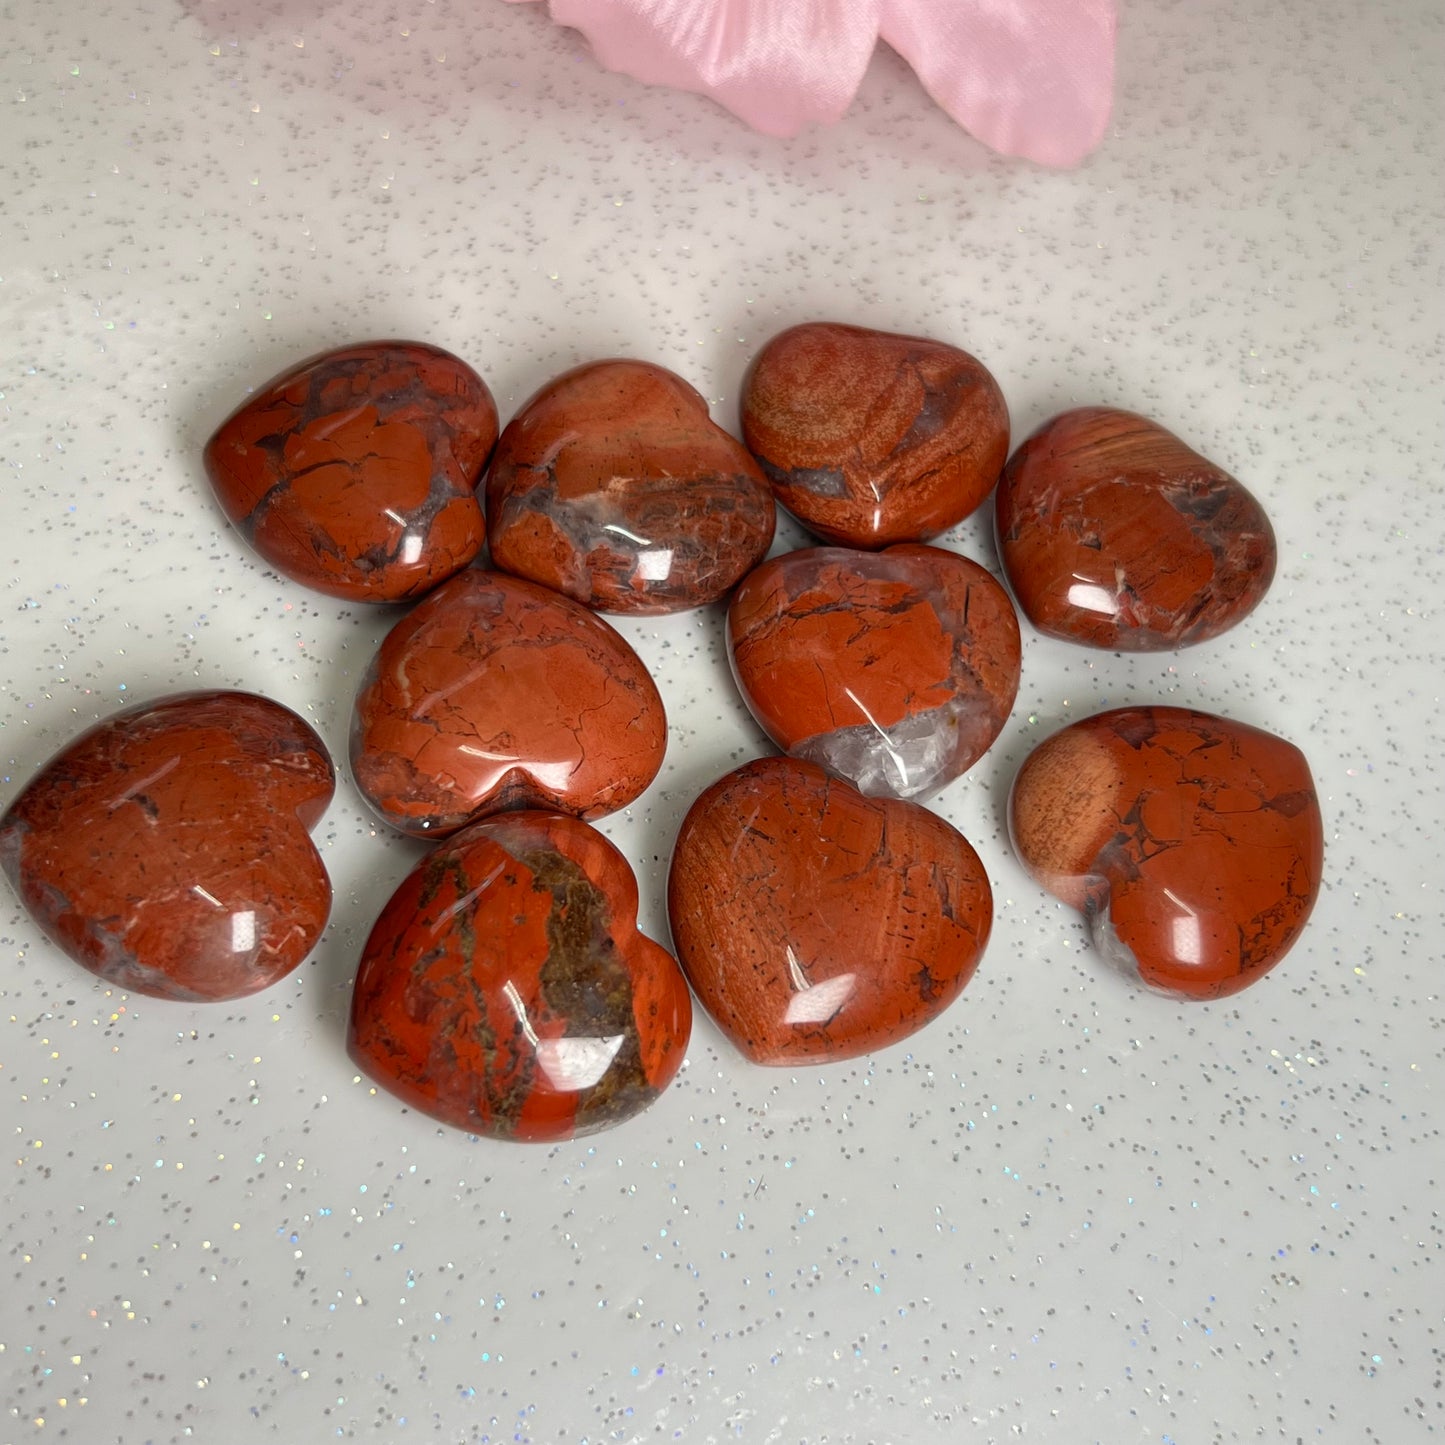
2;0;1441;1439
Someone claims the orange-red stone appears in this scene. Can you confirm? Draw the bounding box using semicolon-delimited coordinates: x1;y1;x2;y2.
668;756;991;1063
351;570;667;836
740;322;1010;548
350;811;691;1141
204;341;497;602
1009;706;1323;999
486;359;775;613
995;407;1276;649
0;691;334;1001
727;544;1020;798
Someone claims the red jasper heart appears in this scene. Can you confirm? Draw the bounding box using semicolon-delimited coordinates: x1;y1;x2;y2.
668;756;991;1063
740;322;1009;549
350;811;691;1141
727;543;1020;798
1009;706;1323;999
205;341;497;603
351;569;667;837
995;407;1276;649
0;691;334;1001
486;359;775;613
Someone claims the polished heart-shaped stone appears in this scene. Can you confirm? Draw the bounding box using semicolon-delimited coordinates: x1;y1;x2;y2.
995;407;1276;649
350;810;691;1141
351;569;667;836
740;322;1009;549
486;359;775;613
727;544;1020;798
1009;707;1323;999
205;340;497;602
668;756;991;1064
0;691;334;1001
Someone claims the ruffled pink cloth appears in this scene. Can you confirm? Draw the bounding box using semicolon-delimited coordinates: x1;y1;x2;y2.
502;0;1115;166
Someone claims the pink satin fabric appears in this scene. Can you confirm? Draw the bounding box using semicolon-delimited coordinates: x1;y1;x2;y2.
502;0;1115;166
